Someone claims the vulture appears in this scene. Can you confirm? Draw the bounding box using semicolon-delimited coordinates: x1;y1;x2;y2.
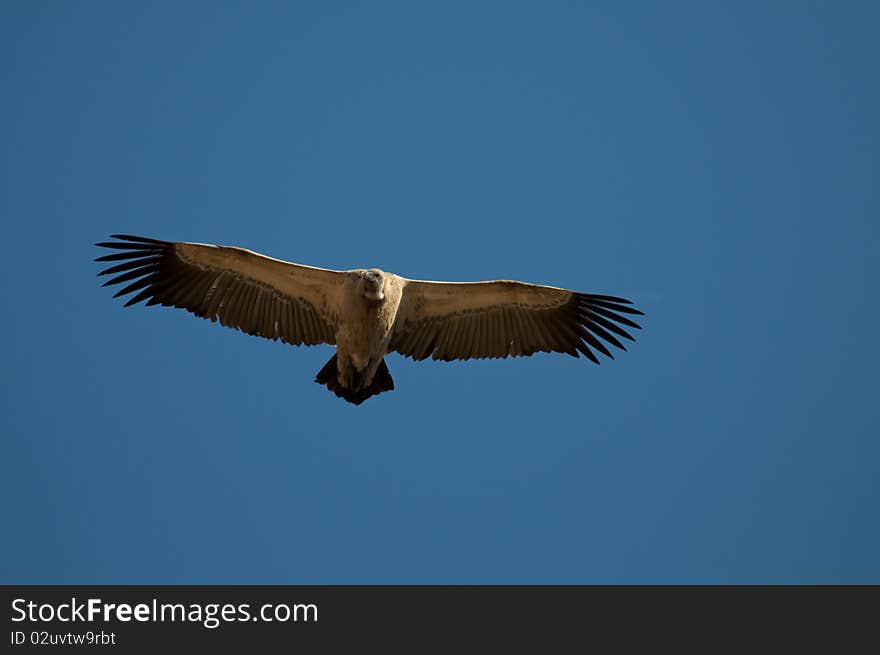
95;234;643;405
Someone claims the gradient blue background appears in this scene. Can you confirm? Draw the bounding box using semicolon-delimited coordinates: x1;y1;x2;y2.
2;2;878;583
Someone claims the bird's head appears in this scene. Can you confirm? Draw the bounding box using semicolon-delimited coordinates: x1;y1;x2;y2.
362;270;386;302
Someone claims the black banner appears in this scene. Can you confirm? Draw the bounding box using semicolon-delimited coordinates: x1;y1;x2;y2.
2;586;877;650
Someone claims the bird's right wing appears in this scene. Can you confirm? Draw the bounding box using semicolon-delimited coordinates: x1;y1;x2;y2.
96;234;344;346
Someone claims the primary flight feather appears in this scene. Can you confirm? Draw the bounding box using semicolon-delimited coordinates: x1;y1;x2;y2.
95;234;643;405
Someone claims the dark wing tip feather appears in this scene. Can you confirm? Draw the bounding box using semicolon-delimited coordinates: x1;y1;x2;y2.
567;292;644;362
582;294;644;318
584;293;633;304
95;235;173;307
95;241;163;250
94;250;157;262
96;256;162;277
110;234;168;244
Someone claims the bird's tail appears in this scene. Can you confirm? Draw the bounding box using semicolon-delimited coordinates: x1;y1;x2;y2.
314;354;395;405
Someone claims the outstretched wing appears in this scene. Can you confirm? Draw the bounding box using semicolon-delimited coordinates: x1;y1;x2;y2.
391;279;642;364
96;234;343;346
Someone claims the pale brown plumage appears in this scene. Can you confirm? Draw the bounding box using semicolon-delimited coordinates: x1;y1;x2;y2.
96;234;643;405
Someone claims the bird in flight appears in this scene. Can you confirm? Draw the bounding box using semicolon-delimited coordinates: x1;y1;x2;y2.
95;235;643;405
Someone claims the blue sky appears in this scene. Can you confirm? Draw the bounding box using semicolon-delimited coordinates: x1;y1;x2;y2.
2;2;877;583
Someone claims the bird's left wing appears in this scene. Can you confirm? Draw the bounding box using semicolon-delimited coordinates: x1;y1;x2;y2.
391;278;643;363
96;234;344;346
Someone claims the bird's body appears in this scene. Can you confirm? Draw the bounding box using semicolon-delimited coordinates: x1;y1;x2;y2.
334;269;402;394
96;235;643;404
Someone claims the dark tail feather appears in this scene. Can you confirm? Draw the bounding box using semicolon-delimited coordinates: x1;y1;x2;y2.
314;354;395;405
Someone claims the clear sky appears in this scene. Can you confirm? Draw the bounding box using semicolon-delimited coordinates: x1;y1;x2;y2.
2;2;877;584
